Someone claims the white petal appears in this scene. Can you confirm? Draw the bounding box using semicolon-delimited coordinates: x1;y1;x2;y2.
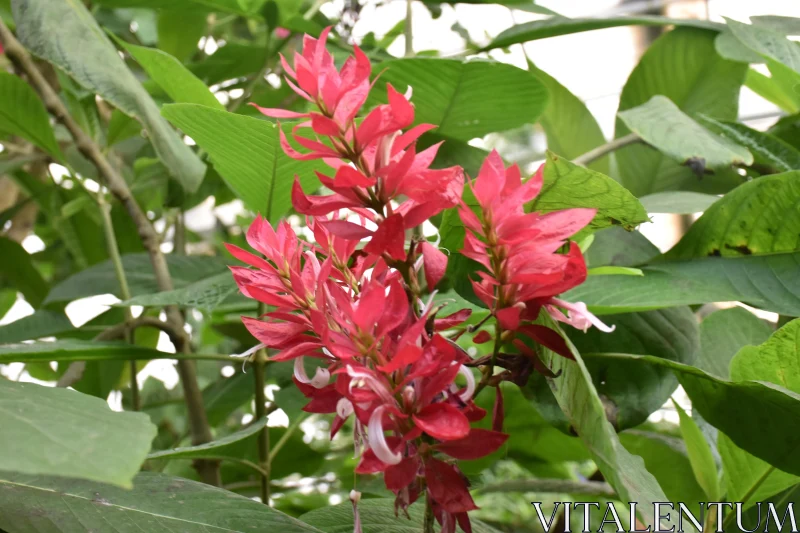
457;364;475;403
367;405;402;465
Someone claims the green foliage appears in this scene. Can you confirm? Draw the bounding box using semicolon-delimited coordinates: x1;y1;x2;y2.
0;380;156;487
12;0;206;191
0;72;62;158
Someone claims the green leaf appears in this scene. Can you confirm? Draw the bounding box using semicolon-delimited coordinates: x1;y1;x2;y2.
617;95;753;170
639;191;719;214
117;40;223;110
718;434;799;509
582;352;800;478
0;310;75;344
698;307;773;379
584;227;660;268
563;307;699;430
619;430;706;505
162;104;324;220
726;18;800;76
745;66;800;114
673;401;721;501
203;372;253;427
563;252;800;316
157;9;207;62
12;0;206;192
528;61;609;174
45;253;228;305
0;72;62;159
0;236;48;308
148;417;267;461
530;152;648;231
0;471;323;533
0;340;168;364
370;58;548;141
615;28;747;196
731;318;800;393
487;16;722;50
301;499;502;533
119;271;238;311
696;116;800;173
665;171;800;259
0;380;155;487
526;315;678;529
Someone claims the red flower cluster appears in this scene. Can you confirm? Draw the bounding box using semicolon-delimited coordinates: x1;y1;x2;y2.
460;152;613;366
227;28;609;533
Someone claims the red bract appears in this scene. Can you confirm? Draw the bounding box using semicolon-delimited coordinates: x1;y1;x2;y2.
253;27;463;263
459;150;614;361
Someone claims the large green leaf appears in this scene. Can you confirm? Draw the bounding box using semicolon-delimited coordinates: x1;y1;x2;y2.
615;28;747;196
617;96;753;170
527;62;608;174
156;9;207;62
618;431;705;505
118;40;223;110
301;499;501;533
562;253;800;316
530;152;648;231
487;16;722;50
696;116;800;173
639;191;719;214
0;340;172;364
0;380;155;487
0;73;62;159
666;171;800;259
0;471;323;533
44;253;228;304
584;227;660;268
714;320;800;507
0;310;75;344
582;352;800;478
148;417;267;461
162;104;324;220
726;18;800;76
0;236;48;308
674;401;721;501
12;0;206;192
718;434;799;508
744;67;800;113
369;58;548;141
565;306;699;430
698;307;773;379
526;315;678;529
120;271;239;311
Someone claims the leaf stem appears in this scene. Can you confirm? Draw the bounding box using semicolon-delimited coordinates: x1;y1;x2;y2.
474;322;502;398
573;132;642;167
97;193;140;410
0;19;219;486
253;303;271;506
269;413;309;462
423;493;436;533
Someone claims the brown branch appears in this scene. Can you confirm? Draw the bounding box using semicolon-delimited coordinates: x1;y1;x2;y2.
0;20;219;485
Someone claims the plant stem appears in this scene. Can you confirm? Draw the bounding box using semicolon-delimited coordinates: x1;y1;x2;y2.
269;412;308;461
254;303;271;506
97;193;140;410
423;493;436;533
474;322;502;398
404;0;414;57
0;19;219;486
572;132;642;166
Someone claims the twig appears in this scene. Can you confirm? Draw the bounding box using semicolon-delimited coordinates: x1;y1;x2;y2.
476;478;616;498
573;132;642;166
0;20;219;486
423;494;436;533
95;316;190;346
404;0;414;57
